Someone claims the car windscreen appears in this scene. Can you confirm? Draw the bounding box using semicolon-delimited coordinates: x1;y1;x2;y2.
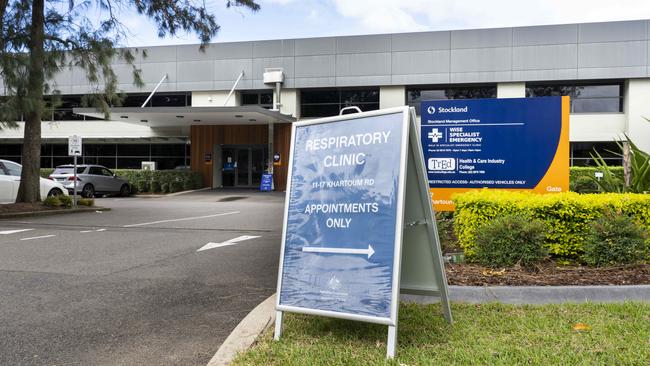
52;167;85;174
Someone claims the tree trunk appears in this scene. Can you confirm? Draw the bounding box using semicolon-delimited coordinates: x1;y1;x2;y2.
16;0;45;203
622;140;631;190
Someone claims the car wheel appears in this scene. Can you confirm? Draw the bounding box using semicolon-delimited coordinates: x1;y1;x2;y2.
47;188;63;197
119;184;131;197
82;184;94;198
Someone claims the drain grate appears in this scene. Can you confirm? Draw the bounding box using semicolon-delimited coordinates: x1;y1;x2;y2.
217;196;247;202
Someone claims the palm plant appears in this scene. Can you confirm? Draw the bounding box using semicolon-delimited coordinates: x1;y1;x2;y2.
591;135;650;193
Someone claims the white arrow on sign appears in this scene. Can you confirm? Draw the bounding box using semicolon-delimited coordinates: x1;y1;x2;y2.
197;235;261;252
302;244;375;258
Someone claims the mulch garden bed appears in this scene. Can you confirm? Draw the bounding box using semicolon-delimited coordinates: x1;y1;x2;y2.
0;202;60;214
445;262;650;286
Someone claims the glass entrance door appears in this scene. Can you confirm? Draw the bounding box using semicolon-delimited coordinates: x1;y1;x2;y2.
221;145;267;187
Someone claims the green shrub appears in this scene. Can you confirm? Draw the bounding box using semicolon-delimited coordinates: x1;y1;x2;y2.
582;212;650;266
40;168;54;178
435;211;458;253
569;166;624;193
453;190;650;259
169;180;183;193
182;178;194;191
59;195;72;208
150;180;161;193
77;198;94;207
43;195;72;208
40;169;204;194
571;176;600;194
43;195;62;207
136;180;149;193
473;214;548;267
160;182;169;193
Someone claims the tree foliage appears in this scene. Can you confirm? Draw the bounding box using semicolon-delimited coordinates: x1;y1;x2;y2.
0;0;259;202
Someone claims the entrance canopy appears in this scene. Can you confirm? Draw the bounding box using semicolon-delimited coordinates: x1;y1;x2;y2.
73;106;295;127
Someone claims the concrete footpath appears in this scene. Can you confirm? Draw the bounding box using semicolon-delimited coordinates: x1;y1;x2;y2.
209;285;650;365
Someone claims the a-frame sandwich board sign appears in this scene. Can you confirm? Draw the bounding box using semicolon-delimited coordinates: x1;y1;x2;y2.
274;106;452;359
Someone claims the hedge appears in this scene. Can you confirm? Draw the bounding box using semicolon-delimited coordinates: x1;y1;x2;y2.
40;168;203;194
570;166;624;193
453;190;650;259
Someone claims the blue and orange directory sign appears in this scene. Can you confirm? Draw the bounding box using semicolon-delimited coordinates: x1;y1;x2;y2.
421;96;570;211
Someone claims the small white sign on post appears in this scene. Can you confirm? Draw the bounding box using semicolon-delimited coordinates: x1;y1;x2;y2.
68;135;82;156
68;135;82;207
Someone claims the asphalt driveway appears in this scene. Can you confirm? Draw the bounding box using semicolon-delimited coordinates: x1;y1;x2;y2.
0;190;285;365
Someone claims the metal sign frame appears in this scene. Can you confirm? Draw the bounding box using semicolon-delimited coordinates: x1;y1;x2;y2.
274;106;450;358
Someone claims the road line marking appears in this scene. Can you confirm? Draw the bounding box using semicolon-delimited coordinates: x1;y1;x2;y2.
20;234;56;241
0;229;34;235
123;211;240;228
80;228;107;233
197;235;261;252
302;244;375;258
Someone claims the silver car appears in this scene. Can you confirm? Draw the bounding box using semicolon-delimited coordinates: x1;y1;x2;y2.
49;165;131;198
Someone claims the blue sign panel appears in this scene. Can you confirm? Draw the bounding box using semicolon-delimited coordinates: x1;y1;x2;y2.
223;162;235;171
260;173;273;191
421;97;563;190
278;111;406;320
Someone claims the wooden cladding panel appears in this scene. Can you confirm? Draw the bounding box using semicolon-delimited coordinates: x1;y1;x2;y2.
191;124;292;190
272;123;292;192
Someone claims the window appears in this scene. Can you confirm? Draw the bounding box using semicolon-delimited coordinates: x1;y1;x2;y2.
1;160;21;176
300;88;380;117
89;167;103;175
12;141;189;169
526;82;623;113
241;91;273;109
119;92;191;108
571;142;622;166
406;85;497;115
52;167;86;175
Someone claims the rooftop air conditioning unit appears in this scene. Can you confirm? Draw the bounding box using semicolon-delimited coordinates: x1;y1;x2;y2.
141;161;157;171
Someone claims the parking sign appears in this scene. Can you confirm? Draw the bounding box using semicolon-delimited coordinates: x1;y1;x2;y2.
68;135;82;156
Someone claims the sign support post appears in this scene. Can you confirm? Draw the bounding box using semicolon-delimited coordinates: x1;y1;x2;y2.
274;107;451;359
68;135;82;207
73;154;77;207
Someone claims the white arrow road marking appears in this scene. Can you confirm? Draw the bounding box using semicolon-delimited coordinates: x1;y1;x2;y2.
20;234;56;241
0;229;34;235
197;235;261;252
123;211;239;227
302;244;375;258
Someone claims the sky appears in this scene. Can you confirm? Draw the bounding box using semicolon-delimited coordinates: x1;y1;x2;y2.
119;0;650;46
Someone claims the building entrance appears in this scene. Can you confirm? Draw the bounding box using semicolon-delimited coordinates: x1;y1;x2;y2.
221;145;268;188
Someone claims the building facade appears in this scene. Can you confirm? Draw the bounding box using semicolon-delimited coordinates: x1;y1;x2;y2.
2;19;650;190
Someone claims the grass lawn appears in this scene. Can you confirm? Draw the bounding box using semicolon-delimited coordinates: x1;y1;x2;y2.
232;302;650;365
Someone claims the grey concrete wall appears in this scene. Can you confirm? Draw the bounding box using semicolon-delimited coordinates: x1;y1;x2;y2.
4;19;650;95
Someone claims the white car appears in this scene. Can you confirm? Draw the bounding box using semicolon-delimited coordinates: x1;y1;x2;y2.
0;159;69;203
